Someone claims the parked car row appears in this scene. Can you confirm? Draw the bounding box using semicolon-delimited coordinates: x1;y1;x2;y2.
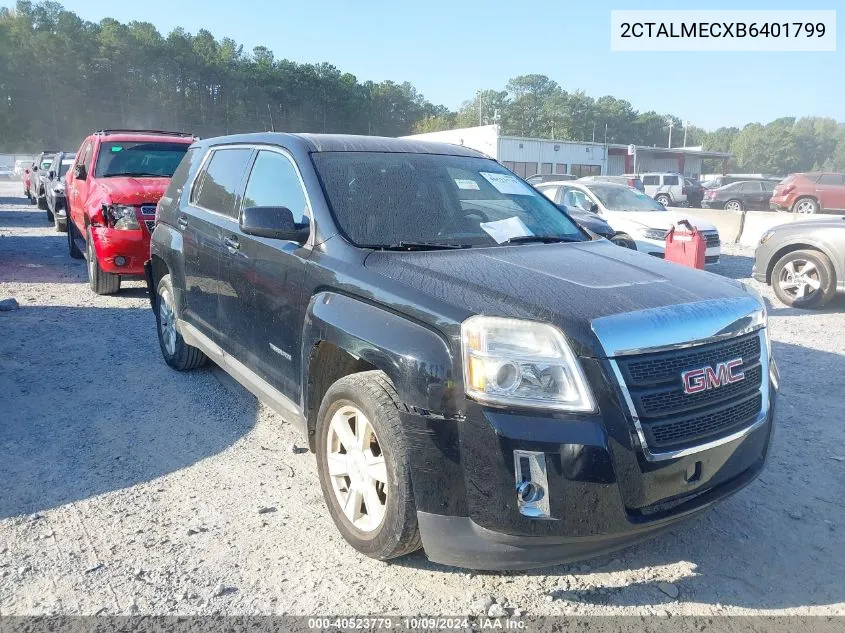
535;179;721;264
21;128;782;570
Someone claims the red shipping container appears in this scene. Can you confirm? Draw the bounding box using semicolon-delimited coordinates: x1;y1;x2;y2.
664;220;706;270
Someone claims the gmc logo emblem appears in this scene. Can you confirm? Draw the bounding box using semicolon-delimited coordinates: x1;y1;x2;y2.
682;358;745;395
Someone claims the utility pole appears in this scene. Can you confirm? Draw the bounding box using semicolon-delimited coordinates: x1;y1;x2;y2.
667;117;674;149
592;121;596;143
683;120;689;147
477;91;483;126
603;123;608;175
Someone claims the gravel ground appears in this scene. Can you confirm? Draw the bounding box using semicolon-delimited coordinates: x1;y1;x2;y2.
1;180;844;617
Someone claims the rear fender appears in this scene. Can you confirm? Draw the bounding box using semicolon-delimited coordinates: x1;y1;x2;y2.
301;292;460;419
149;223;188;314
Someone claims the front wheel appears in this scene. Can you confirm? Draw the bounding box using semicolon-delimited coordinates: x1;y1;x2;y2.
315;371;421;561
46;203;54;223
724;199;743;212
86;228;121;295
772;249;836;309
655;194;671;207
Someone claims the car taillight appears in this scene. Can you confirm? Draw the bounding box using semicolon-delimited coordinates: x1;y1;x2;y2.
705;190;715;198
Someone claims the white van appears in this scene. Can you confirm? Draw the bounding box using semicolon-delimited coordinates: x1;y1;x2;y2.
639;173;687;207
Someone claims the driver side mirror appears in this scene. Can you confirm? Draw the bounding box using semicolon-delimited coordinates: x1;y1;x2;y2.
48;170;55;179
240;206;309;244
24;169;29;175
589;203;599;213
73;164;87;181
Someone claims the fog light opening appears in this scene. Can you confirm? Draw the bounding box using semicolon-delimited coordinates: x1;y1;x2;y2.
517;480;544;504
114;256;127;267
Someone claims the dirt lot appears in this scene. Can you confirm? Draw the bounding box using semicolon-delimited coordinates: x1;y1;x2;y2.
1;180;844;617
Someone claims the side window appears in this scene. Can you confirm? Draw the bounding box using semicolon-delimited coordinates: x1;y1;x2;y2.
642;175;659;186
242;150;309;223
192;148;253;218
817;174;843;186
663;175;679;186
77;142;93;173
762;181;776;192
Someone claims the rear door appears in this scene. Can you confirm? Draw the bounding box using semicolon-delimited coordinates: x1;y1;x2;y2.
219;148;312;402
816;173;845;210
741;181;765;209
181;146;253;343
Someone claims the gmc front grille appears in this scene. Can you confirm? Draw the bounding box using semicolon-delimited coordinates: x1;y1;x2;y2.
615;332;764;452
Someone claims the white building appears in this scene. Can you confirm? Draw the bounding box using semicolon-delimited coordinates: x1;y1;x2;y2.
404;125;731;180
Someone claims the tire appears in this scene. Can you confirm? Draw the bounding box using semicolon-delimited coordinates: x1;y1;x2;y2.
155;274;207;370
37;191;48;210
792;197;819;215
772;249;836;309
724;199;743;212
85;228;121;295
315;371;421;561
53;209;67;233
656;194;671;207
66;218;84;259
611;232;637;250
46;204;54;223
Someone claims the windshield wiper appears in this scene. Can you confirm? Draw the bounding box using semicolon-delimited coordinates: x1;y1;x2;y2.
362;241;472;251
502;235;583;245
102;172;165;178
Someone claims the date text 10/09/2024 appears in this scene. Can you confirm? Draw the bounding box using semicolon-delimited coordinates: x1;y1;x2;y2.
307;618;527;630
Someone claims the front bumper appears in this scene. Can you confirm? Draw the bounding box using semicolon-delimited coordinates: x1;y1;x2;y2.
89;226;151;275
407;362;777;570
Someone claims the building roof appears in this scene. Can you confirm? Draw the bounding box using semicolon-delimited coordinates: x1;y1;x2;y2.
498;133;732;159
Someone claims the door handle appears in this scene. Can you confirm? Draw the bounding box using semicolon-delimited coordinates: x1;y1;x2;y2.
177;215;188;229
224;236;240;251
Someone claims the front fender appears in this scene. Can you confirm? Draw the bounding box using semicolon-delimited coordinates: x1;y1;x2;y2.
302;292;461;418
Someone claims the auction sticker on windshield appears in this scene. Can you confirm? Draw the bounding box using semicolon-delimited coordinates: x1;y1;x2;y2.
480;172;534;196
480;216;533;243
454;178;480;190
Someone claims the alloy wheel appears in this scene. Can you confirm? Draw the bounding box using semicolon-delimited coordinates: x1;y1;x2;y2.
795;200;817;214
326;405;388;533
725;200;742;212
158;288;177;356
778;259;821;300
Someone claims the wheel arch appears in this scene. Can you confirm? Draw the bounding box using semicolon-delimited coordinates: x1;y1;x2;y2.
148;224;188;313
766;241;839;285
301;292;459;451
792;195;820;212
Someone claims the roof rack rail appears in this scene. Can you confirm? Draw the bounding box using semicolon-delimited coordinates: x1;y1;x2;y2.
94;129;195;138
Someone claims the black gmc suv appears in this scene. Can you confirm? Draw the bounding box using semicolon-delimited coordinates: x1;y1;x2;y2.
146;133;779;570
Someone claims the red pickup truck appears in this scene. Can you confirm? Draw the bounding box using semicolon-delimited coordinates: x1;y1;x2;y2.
65;130;194;294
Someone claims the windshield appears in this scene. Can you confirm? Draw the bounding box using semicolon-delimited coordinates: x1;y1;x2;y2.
584;184;665;212
39;159;53;170
312;152;585;248
58;157;76;177
94;141;189;178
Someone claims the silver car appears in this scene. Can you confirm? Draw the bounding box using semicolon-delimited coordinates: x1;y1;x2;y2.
753;218;845;308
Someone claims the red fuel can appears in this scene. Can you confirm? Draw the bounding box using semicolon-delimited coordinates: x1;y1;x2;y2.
664;220;706;270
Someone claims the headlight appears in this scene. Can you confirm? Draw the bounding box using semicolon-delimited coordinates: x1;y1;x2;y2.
461;316;595;411
104;204;140;230
759;230;775;245
640;228;668;240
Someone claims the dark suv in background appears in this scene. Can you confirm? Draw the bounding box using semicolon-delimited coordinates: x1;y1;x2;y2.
146;133;777;570
44;151;76;231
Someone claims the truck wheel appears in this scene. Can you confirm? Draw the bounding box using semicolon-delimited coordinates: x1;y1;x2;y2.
37;193;48;210
46;204;54;223
792;197;819;214
66;219;83;259
772;249;836;309
155;274;207;370
53;209;67;233
655;194;671;207
85;228;121;295
315;371;421;561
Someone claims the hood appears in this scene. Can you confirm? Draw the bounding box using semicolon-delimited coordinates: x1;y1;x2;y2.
92;176;171;204
604;209;717;232
364;240;753;357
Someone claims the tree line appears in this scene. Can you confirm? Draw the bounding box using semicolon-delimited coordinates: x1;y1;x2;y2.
2;2;844;175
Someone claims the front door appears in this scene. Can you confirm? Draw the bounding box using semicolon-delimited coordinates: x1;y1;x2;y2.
219;148;311;402
816;174;845;210
181;147;253;342
69;141;93;230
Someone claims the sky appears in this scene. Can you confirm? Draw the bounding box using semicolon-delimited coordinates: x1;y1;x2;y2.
18;0;845;130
